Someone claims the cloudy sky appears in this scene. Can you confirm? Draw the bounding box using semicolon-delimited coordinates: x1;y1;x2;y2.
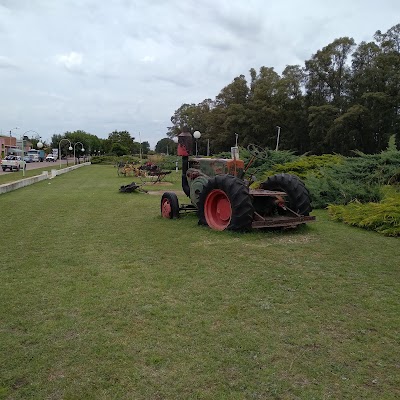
0;0;399;147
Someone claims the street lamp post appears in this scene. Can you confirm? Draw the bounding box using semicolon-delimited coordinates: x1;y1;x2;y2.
193;131;201;156
7;127;19;156
73;142;85;165
59;139;72;169
173;136;179;171
21;134;32;177
21;134;25;177
9;127;19;139
275;126;281;151
139;132;142;163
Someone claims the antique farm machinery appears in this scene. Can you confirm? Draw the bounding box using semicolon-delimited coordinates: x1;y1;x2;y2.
161;128;315;231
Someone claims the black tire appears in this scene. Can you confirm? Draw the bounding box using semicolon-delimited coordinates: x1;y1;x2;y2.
161;192;180;219
198;174;254;231
260;173;312;216
2;167;5;171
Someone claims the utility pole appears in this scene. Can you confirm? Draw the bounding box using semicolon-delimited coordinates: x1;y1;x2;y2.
275;126;281;151
139;131;142;162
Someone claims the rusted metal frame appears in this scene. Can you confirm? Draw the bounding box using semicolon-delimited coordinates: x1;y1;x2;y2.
244;155;256;173
179;204;197;214
251;215;316;229
281;205;301;217
250;189;287;196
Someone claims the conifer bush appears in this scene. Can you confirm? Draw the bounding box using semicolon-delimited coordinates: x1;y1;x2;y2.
306;147;400;208
328;187;400;236
258;154;343;180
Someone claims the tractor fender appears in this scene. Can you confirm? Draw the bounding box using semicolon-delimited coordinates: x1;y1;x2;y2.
189;175;209;208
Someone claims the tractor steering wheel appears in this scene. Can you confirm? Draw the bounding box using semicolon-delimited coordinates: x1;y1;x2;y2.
247;144;268;159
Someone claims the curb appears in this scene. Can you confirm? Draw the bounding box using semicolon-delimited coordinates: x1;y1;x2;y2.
0;162;91;195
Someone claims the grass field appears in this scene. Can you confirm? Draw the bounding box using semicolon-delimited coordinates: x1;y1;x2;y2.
0;165;399;399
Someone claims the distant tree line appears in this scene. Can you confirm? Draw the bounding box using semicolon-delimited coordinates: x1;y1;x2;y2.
48;130;150;157
164;24;400;155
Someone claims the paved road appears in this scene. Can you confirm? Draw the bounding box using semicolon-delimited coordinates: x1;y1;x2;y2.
0;158;81;175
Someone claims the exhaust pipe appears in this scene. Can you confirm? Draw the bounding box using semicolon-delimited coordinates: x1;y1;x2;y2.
177;128;193;198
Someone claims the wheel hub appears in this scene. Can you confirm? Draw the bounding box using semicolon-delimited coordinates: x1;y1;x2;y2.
204;189;232;230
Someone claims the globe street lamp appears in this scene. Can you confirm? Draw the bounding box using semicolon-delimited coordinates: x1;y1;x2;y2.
59;139;72;169
193;130;201;156
73;142;85;165
21;130;41;148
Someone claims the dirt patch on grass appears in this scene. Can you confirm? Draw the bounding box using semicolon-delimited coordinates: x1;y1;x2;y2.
143;181;173;186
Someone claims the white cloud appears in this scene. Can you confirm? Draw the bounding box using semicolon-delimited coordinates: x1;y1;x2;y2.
140;55;155;63
55;51;83;72
0;56;18;69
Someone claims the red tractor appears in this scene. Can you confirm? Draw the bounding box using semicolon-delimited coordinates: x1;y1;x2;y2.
161;129;315;231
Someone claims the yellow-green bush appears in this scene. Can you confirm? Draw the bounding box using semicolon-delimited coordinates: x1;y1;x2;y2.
328;187;400;236
258;154;344;181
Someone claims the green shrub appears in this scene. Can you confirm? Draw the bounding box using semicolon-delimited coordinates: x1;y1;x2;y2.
328;186;400;236
146;154;180;171
91;155;142;165
306;149;400;208
90;155;116;165
258;154;344;181
306;172;382;208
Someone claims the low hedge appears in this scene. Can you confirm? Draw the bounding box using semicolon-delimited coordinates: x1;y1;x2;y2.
328;187;400;236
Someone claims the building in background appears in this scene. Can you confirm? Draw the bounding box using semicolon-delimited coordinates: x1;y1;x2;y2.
0;136;31;159
0;136;17;159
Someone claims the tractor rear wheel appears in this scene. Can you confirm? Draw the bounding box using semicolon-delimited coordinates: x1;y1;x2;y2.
161;192;180;219
260;173;312;216
198;174;254;231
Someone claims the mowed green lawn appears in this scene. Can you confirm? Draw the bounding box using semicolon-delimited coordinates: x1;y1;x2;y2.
0;165;399;399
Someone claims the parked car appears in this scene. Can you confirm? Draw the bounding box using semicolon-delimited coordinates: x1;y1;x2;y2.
23;155;33;163
1;155;24;171
45;154;56;162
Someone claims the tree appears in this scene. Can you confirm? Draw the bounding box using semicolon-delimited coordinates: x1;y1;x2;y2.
110;142;129;156
249;66;280;103
141;141;150;154
374;23;400;53
102;130;141;155
168;103;197;136
51;130;103;157
308;105;339;154
155;138;176;154
166;23;400;155
275;65;309;152
351;41;382;100
327;104;369;154
305;37;356;108
215;75;249;107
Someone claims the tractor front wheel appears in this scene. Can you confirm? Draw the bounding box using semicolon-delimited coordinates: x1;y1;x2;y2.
161;192;180;219
198;175;254;231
